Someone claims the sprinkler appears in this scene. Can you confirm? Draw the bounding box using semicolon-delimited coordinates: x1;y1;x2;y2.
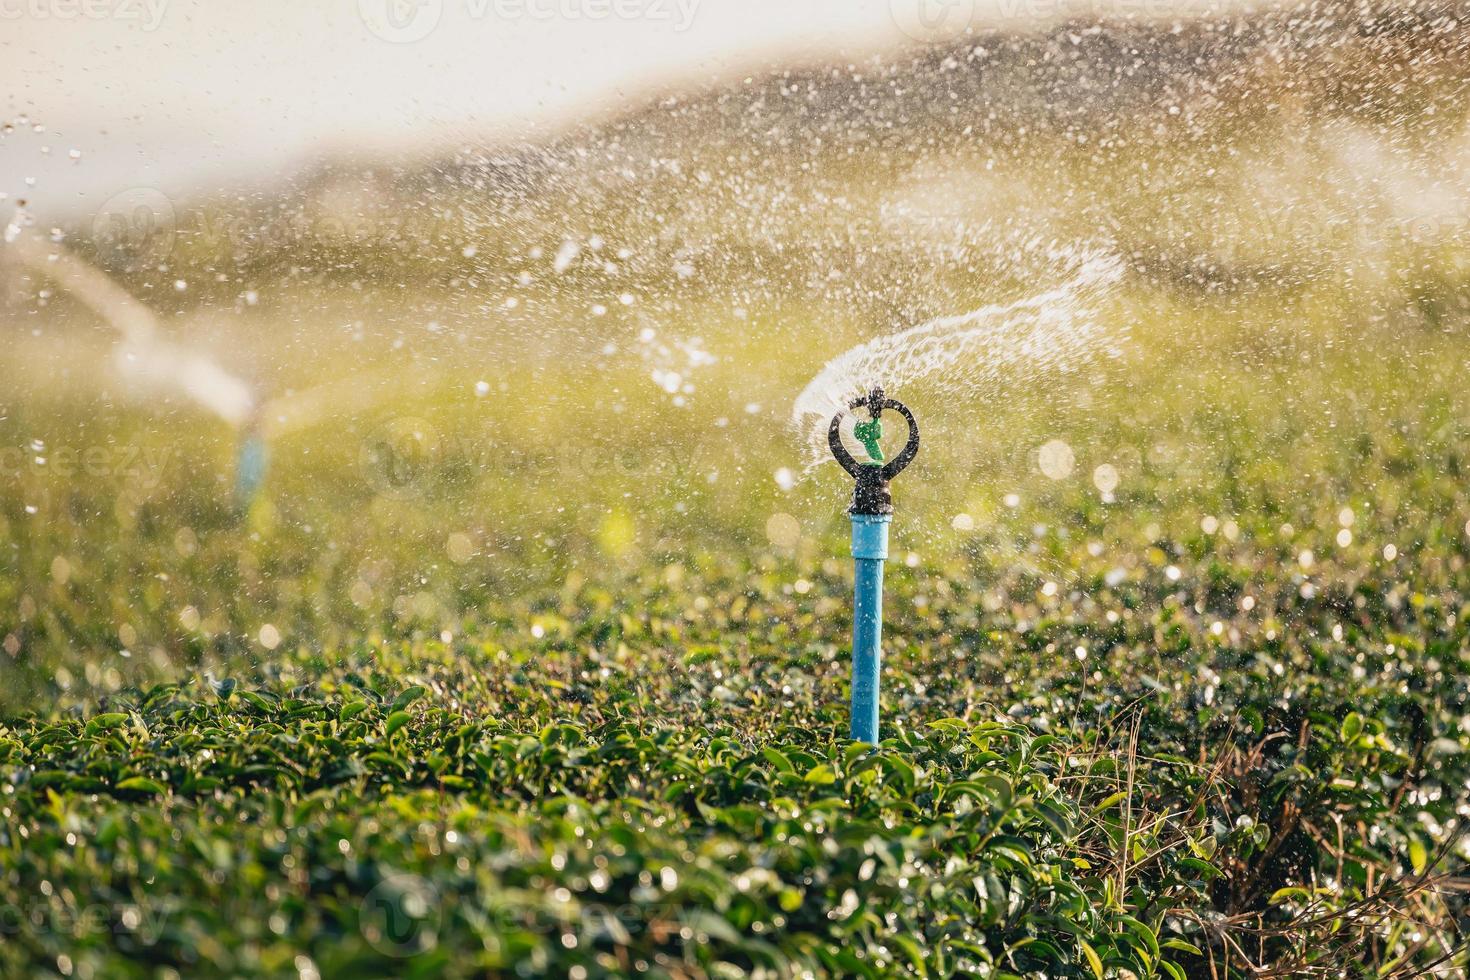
234;413;268;511
828;386;919;743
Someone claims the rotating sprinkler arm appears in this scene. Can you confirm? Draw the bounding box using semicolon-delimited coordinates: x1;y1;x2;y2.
827;386;920;515
828;387;920;744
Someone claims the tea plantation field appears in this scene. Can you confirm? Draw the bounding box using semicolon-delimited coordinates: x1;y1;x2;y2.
4;359;1470;976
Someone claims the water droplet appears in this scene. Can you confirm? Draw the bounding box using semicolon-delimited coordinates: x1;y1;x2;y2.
553;238;580;273
765;512;800;548
1038;440;1074;480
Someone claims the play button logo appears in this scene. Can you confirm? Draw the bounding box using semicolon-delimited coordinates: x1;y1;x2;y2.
888;0;977;43
358;0;443;43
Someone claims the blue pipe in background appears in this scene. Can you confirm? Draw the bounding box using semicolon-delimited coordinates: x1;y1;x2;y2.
849;512;892;743
234;431;268;510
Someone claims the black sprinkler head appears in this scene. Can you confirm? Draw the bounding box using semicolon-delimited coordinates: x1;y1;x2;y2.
828;387;920;516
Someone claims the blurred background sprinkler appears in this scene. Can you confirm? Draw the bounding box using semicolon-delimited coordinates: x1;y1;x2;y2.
828;387;919;744
3;233;267;509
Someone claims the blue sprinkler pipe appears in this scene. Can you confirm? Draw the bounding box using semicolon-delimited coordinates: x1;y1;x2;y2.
828;387;920;744
234;415;268;511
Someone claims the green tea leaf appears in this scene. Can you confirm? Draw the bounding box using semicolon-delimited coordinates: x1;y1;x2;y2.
115;776;167;795
391;686;426;713
85;713;129;735
1079;939;1104;980
803;763;837;785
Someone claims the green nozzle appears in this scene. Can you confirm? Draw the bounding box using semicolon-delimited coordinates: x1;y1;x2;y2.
853;417;884;463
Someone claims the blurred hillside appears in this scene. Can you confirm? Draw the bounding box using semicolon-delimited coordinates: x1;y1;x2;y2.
55;1;1470;294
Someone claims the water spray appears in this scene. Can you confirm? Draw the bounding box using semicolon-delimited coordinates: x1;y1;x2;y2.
4;233;265;507
828;387;919;744
791;252;1123;472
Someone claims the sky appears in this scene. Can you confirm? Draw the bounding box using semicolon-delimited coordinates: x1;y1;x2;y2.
1;0;1268;220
